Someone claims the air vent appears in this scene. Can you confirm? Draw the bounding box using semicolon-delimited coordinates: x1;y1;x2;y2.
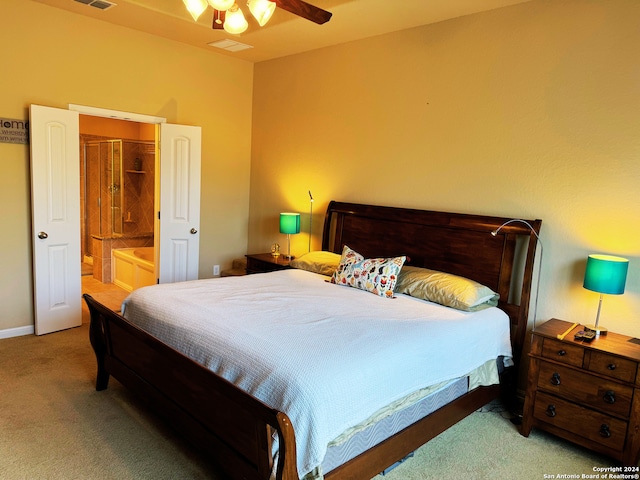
74;0;117;10
208;39;254;53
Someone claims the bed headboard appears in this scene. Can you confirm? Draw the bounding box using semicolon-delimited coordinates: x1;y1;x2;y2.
321;201;542;359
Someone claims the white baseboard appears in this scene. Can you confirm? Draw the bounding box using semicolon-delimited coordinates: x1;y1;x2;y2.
0;325;35;339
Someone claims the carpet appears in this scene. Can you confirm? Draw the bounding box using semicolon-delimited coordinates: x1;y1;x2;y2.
0;321;619;479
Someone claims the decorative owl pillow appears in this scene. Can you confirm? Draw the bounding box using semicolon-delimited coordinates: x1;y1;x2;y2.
330;245;406;298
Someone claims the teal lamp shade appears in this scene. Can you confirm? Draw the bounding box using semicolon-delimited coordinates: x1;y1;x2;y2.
583;254;629;295
279;213;300;235
280;213;300;259
583;254;629;336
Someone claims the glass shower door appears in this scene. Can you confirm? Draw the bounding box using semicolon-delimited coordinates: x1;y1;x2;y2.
108;140;124;236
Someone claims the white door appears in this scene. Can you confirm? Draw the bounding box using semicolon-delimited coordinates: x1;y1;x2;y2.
30;105;81;335
157;123;201;284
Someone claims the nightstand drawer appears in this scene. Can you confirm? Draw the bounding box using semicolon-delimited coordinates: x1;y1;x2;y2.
534;392;627;451
537;362;633;418
541;338;584;367
586;350;637;384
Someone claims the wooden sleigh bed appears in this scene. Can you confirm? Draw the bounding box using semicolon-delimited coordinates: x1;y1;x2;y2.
84;200;542;480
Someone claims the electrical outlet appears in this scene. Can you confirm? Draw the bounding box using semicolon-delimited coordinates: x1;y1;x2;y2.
213;265;220;276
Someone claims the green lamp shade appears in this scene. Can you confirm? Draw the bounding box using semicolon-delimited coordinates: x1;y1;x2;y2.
280;213;300;235
583;254;629;295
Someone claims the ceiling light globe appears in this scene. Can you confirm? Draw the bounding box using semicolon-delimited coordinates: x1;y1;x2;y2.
208;0;235;11
248;0;276;26
183;0;208;21
224;5;248;34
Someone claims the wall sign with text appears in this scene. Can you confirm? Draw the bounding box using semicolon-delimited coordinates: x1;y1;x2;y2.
0;117;29;144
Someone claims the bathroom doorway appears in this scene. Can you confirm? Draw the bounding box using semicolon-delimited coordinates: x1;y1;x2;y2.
31;104;201;334
79;116;156;290
79;117;157;308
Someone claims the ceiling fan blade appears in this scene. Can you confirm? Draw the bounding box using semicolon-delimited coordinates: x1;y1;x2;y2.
274;0;332;25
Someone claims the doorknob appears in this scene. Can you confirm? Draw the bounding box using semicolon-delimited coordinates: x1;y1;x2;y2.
190;228;198;234
37;231;48;239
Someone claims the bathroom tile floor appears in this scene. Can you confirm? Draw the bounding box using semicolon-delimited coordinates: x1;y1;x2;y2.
81;276;129;323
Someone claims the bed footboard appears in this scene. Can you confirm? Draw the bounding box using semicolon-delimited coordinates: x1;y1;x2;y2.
83;294;299;480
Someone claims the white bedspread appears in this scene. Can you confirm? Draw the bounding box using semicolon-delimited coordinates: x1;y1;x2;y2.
121;269;512;477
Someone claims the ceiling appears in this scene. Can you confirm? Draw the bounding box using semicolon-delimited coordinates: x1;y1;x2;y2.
32;0;532;63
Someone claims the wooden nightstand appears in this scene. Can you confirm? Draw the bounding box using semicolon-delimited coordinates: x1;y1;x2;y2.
520;318;640;465
245;253;293;274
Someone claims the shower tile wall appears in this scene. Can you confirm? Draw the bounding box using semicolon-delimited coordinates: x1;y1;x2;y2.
123;141;155;236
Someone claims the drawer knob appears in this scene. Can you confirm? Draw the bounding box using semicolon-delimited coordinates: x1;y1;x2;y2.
545;404;556;417
557;350;566;356
608;363;617;371
603;390;616;404
550;372;561;386
599;424;611;438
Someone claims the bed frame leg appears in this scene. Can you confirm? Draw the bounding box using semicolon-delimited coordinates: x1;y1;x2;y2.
499;361;522;424
84;294;111;391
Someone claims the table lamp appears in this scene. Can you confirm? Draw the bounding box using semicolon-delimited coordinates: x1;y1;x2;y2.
280;213;300;260
583;254;629;336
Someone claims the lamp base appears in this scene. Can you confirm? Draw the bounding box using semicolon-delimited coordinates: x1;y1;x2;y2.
585;324;608;336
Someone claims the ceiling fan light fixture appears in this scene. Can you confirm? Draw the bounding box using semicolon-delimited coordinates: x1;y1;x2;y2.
183;0;208;21
224;4;248;34
208;0;235;11
247;0;276;26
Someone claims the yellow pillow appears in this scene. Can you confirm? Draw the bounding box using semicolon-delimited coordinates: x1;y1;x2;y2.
290;251;341;276
395;266;499;311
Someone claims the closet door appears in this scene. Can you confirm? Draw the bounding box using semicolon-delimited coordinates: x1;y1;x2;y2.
157;123;201;284
30;105;81;335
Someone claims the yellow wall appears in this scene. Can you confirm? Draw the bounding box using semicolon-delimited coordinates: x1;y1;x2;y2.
0;0;253;331
3;0;640;341
250;0;640;337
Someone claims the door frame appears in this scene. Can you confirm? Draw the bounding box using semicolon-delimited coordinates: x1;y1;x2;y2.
74;104;166;284
69;104;166;125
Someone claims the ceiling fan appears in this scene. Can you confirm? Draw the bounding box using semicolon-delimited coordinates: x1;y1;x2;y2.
183;0;332;35
272;0;332;23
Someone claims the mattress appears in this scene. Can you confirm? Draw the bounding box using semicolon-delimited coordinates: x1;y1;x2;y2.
308;357;500;478
320;375;469;475
122;269;512;477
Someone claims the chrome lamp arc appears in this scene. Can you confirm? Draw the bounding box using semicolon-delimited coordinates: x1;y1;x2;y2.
280;213;300;260
491;218;543;329
308;190;314;252
583;254;629;336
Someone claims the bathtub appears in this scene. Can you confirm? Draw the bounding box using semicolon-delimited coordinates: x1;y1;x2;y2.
112;247;156;292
